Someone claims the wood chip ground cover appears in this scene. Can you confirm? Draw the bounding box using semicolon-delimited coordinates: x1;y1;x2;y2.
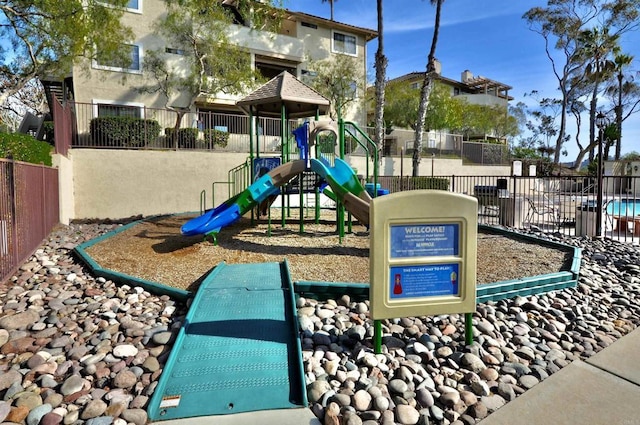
85;214;572;292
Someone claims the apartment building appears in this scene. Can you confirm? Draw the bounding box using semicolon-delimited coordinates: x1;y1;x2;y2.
392;65;513;108
42;0;377;126
375;63;514;157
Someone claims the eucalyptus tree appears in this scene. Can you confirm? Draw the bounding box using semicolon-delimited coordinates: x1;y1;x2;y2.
523;0;640;165
412;0;444;176
0;0;133;108
139;0;282;131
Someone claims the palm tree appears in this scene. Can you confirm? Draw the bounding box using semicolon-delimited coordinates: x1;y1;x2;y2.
321;0;337;20
412;0;444;176
574;27;619;162
373;0;387;161
605;53;635;159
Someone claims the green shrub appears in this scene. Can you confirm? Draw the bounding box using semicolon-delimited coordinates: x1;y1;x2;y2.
203;129;229;148
128;119;161;147
317;133;337;154
0;132;52;166
413;177;449;190
91;117;160;147
165;127;198;149
43;121;55;144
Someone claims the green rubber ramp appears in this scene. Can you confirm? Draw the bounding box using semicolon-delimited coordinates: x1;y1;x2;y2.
147;262;306;421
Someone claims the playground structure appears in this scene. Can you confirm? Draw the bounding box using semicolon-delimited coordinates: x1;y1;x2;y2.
181;71;381;242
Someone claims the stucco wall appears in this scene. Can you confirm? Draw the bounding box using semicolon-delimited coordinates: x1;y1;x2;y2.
52;154;75;225
347;156;512;178
63;150;512;220
70;150;250;219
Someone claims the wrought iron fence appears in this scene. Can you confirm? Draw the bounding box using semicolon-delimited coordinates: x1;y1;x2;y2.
354;127;509;165
65;101;300;153
55;102;508;164
0;158;60;284
375;174;640;242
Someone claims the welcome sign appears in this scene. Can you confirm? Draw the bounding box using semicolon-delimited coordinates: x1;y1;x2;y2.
370;191;477;320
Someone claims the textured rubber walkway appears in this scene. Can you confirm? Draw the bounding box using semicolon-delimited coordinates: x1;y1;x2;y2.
147;262;306;421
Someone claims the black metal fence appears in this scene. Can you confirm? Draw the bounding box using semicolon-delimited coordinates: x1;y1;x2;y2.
56;102;509;165
377;174;640;243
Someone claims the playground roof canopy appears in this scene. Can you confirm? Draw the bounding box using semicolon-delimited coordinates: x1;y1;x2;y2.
237;71;330;119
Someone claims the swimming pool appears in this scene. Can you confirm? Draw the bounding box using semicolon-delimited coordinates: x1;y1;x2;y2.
606;198;640;216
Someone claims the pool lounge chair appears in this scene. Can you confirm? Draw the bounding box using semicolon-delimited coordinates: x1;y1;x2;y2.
525;197;560;229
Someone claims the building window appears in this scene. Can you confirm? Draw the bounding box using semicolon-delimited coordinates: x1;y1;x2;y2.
410;82;420;90
301;21;317;29
94;43;142;73
100;0;141;13
301;69;317;85
93;101;143;118
166;47;186;55
332;31;357;56
348;81;358;98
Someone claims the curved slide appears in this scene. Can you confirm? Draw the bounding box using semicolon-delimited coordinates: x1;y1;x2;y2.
310;157;372;226
181;160;306;236
182;157;372;236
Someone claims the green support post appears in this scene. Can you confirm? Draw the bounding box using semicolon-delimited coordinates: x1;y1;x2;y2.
374;320;382;354
465;312;474;345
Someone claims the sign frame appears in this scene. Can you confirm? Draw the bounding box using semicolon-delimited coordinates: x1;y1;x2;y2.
370;190;478;320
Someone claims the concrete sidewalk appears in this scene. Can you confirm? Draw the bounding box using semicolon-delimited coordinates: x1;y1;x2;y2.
479;326;640;425
154;408;321;425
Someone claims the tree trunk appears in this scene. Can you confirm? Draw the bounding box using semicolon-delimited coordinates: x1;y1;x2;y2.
412;0;443;177
615;72;623;160
374;0;387;164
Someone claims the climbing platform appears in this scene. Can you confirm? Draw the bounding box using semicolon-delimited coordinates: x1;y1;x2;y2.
147;262;307;421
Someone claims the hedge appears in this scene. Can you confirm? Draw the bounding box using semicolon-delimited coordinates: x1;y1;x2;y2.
165;128;198;149
203;129;229;148
0;132;52;166
413;177;450;190
90;117;161;147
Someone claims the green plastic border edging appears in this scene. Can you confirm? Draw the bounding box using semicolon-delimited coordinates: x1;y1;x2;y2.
75;219;582;308
74;217;191;302
296;226;582;304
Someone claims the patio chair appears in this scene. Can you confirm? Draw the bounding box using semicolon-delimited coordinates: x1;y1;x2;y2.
524;197;560;229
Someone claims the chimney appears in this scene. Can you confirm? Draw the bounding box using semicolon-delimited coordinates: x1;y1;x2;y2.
461;70;473;82
433;59;442;75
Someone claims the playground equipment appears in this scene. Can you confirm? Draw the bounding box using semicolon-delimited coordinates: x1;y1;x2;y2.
181;121;373;239
182;71;383;241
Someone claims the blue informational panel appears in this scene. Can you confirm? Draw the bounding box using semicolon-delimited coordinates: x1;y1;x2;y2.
389;264;459;298
253;157;281;181
390;224;459;258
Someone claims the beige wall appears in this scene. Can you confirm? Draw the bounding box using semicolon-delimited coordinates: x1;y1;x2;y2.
58;150;510;221
346;156;512;178
52;154;75;225
72;2;371;125
69;150;250;220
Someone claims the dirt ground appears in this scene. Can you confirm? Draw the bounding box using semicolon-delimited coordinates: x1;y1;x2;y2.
84;213;573;292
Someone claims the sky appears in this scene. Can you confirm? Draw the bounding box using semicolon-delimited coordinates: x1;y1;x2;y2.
285;0;640;162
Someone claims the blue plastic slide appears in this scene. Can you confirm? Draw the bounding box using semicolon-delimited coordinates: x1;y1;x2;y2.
181;160;306;236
